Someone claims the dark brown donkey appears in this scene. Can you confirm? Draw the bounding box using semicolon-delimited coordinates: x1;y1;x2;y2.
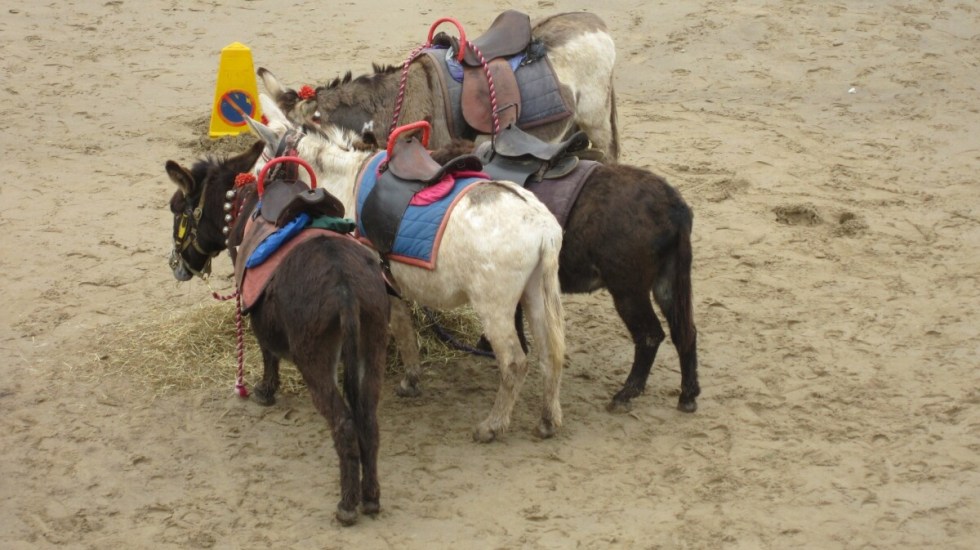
431;136;700;413
164;142;390;525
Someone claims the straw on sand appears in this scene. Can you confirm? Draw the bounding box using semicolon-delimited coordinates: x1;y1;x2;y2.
92;297;485;397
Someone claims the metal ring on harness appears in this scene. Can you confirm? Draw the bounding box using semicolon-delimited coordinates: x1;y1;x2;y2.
256;156;317;197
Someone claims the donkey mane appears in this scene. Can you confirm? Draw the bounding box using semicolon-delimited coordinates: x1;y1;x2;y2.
300;122;363;151
318;64;397;93
322;71;354;91
371;63;400;75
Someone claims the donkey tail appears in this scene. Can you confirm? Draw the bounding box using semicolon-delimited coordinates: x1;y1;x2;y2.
666;215;697;353
340;298;364;415
608;83;620;162
539;232;566;380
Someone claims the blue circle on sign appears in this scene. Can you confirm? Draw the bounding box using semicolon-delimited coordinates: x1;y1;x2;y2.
218;90;256;126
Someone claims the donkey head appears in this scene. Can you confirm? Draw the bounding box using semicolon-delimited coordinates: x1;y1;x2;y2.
257;66;396;141
163;141;265;281
246;93;377;173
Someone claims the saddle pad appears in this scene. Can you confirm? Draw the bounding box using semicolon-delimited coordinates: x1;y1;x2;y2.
525;160;600;229
355;151;486;269
245;212;310;268
424;48;573;137
239;228;353;312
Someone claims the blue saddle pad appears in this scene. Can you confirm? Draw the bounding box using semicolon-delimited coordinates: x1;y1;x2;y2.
356;151;484;269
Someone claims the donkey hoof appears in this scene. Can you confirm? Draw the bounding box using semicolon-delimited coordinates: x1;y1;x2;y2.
336;505;359;526
251;389;276;407
361;500;381;516
473;422;498;443
677;397;698;413
606;398;634;414
535;419;559;439
395;379;421;398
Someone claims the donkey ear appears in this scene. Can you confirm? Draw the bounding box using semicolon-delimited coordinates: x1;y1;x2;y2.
245;113;281;148
226;141;266;176
259;93;291;127
257;67;289;101
165;160;196;196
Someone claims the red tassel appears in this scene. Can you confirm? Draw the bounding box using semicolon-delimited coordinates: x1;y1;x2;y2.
234;173;256;187
298;85;316;100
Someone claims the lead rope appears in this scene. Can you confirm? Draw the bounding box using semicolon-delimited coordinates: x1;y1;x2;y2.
389;43;430;137
422;307;495;359
210;285;249;398
462;40;501;135
389;38;501;136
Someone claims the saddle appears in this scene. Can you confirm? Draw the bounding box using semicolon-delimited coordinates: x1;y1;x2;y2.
451;10;533;134
361;131;482;257
476;122;593;186
260;180;346;227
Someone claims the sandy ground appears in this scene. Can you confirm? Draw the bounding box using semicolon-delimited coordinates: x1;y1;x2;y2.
2;0;979;548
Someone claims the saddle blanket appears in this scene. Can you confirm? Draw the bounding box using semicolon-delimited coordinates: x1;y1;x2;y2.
526;159;600;228
238;227;355;311
235;211;357;311
355;151;486;269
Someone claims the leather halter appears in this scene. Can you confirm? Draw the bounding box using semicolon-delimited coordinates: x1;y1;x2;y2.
170;180;222;279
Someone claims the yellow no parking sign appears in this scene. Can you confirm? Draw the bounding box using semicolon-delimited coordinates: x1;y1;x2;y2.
208;42;262;138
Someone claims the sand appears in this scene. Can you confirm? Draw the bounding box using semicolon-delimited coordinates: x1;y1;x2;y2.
1;0;978;548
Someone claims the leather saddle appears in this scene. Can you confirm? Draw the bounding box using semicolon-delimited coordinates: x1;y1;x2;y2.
361;132;482;257
476;122;595;186
438;10;533;134
260;179;346;227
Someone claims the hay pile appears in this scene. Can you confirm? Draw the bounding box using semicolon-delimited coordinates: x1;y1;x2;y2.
92;299;484;396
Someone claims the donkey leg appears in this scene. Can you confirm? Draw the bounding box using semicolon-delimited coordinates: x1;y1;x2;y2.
653;286;700;413
608;288;666;413
472;312;529;443
303;358;362;526
475;306;529;355
673;331;699;413
354;346;385;516
389;300;423;398
252;347;281;407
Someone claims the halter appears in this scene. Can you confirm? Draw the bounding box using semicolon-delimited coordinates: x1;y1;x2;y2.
170;180;222;279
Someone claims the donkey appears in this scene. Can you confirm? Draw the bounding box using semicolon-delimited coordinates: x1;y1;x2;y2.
165;142;390;525
258;10;619;160
428;136;701;413
247;96;567;443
